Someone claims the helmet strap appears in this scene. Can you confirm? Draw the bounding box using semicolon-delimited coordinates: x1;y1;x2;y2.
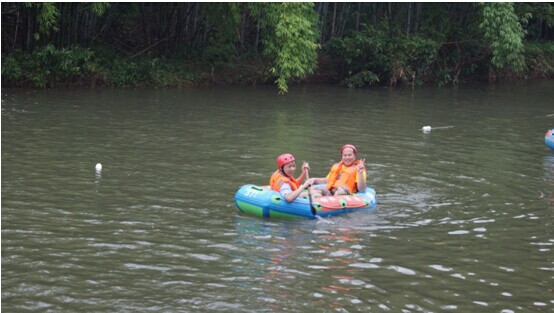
279;166;290;178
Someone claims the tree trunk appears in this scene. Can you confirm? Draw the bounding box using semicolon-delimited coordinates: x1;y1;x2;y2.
406;2;412;36
239;10;246;51
331;3;337;38
321;2;328;41
371;3;377;26
67;3;74;47
537;18;543;40
12;5;20;51
387;3;392;37
337;3;351;38
414;3;422;34
74;5;81;44
139;3;150;47
25;10;32;51
356;2;361;31
315;2;323;37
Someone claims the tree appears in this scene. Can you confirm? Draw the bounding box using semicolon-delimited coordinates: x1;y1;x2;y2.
252;3;319;93
480;3;526;72
2;3;553;89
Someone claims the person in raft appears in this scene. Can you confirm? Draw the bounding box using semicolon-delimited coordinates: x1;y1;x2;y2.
311;144;366;196
269;153;314;202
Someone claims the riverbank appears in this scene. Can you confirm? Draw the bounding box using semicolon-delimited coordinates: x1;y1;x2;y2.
2;42;553;90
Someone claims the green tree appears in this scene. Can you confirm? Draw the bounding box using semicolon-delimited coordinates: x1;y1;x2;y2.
24;2;59;42
203;3;242;63
2;3;553;89
480;3;526;72
252;3;319;93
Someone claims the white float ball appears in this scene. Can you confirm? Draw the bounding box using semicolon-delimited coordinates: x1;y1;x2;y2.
422;126;432;133
95;163;102;171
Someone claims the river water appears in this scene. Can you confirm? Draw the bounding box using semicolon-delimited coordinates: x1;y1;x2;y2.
2;82;553;312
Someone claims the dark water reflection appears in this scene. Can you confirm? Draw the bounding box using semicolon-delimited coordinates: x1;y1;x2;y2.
2;82;554;312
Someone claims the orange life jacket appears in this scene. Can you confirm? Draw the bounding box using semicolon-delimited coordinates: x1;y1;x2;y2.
325;161;365;193
269;170;300;192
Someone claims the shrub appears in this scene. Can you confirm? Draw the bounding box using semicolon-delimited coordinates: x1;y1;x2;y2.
325;26;438;88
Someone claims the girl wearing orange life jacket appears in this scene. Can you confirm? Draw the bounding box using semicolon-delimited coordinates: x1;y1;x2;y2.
311;144;366;196
269;153;314;202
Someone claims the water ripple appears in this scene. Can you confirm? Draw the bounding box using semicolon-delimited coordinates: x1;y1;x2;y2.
3;84;554;312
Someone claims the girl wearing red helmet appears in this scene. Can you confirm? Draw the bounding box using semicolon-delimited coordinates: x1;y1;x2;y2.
312;144;366;196
269;153;314;202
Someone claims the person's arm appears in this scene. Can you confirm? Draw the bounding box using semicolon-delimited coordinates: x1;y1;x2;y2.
311;177;328;185
314;166;336;185
296;161;310;183
307;167;331;186
300;164;328;185
357;159;367;192
283;179;313;202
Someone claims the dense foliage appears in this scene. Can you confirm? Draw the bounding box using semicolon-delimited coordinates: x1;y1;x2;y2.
480;3;526;72
2;3;553;92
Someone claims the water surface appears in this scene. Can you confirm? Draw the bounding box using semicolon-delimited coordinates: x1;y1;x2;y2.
2;82;554;312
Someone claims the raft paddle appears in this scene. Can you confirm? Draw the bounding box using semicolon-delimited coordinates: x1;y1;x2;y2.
305;169;317;216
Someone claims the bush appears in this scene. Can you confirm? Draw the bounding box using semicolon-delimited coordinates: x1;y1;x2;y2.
1;45;208;88
524;41;554;78
1;55;23;81
1;44;95;87
325;26;438;88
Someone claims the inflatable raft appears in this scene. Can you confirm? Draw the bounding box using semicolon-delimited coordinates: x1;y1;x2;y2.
546;129;554;150
234;184;377;219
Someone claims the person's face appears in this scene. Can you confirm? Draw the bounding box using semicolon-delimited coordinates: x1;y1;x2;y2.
341;148;356;166
282;161;296;176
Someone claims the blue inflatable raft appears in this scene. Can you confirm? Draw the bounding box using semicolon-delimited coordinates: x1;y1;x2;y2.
234;184;377;219
546;129;554;150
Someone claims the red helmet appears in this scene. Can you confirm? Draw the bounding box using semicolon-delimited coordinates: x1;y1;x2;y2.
341;144;358;156
276;153;295;168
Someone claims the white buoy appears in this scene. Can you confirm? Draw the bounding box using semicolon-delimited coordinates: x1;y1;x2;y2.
422;126;432;133
95;163;102;172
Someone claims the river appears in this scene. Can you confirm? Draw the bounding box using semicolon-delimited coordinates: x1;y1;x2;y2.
2;81;553;312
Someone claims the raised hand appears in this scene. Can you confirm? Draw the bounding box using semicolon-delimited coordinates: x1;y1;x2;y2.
302;161;310;173
358;158;366;173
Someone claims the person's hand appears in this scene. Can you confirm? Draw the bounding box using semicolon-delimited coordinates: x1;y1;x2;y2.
358;159;366;173
302;161;310;173
304;178;314;188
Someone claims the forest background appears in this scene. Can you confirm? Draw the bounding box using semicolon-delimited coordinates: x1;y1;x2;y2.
1;2;553;93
